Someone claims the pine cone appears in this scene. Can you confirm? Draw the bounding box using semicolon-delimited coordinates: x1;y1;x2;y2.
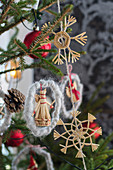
4;88;25;113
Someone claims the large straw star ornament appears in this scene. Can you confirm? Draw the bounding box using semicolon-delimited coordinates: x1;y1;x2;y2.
54;111;102;158
42;16;87;65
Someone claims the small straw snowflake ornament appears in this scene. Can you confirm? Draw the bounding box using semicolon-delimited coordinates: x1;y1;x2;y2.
12;145;54;170
60;65;83;119
41;15;87;65
0;89;12;134
54;111;102;158
24;79;62;137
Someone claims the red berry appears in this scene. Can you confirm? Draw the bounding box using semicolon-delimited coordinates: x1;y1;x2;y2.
24;30;51;59
5;130;24;147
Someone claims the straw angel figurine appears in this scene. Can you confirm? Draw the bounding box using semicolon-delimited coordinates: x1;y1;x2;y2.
66;78;80;103
32;88;55;126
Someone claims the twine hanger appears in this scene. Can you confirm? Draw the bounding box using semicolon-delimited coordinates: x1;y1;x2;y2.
20;0;42;31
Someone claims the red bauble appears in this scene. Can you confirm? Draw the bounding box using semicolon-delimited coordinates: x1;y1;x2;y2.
83;122;100;139
24;30;51;59
92;126;100;139
5;129;24;147
27;155;38;170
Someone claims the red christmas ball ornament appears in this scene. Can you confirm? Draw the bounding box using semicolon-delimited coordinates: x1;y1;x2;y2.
24;30;51;59
92;126;100;139
5;129;24;147
83;122;100;139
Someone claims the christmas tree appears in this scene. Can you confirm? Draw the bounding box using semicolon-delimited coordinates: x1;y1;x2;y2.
0;0;113;170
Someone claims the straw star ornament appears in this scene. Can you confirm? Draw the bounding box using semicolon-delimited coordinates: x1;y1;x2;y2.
42;16;87;65
54;111;102;158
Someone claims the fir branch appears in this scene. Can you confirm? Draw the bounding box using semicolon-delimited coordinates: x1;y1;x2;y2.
89;158;95;170
32;52;63;76
97;132;113;152
0;18;24;35
45;9;58;16
95;154;108;162
14;39;29;55
16;0;36;7
0;48;57;66
100;150;113;156
7;27;19;49
108;159;113;169
7;44;17;52
11;125;30;131
0;51;16;56
39;1;57;12
0;48;56;66
0;0;14;24
10;3;21;16
0;1;58;35
11;117;26;125
0;60;63;76
0;0;6;5
0;52;24;65
0;2;71;35
0;9;32;35
0;47;4;52
19;57;26;71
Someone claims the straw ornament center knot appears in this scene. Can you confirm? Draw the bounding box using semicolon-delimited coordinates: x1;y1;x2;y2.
54;31;70;49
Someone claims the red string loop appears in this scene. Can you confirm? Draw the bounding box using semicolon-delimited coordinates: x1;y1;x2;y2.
40;83;42;91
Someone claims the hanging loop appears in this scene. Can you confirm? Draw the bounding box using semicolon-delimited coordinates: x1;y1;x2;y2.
20;8;43;31
68;64;73;75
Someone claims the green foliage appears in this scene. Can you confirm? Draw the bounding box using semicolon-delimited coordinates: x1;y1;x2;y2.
37;131;113;170
0;30;63;76
80;83;109;120
0;0;37;34
108;159;113;169
19;57;26;71
2;111;30;144
14;39;29;54
0;1;74;77
38;0;59;10
1;107;113;170
7;27;19;50
97;132;113;153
